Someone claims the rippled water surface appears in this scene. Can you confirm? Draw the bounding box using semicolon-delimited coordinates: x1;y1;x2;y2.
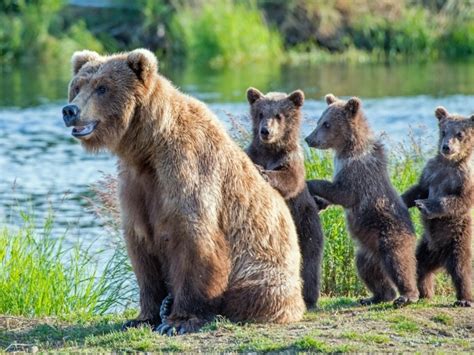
1;60;473;244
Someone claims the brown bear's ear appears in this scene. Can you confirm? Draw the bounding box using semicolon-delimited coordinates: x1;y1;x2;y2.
127;48;158;82
288;90;305;107
435;106;449;121
325;94;337;105
71;50;101;75
247;87;263;105
345;97;361;116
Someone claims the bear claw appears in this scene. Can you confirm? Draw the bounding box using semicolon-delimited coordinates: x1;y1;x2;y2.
393;296;414;308
160;294;174;321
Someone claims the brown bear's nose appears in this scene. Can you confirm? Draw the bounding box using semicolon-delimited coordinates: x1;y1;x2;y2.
260;127;270;137
62;104;80;127
442;144;450;154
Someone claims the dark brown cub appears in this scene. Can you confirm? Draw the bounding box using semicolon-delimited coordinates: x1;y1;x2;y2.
246;87;325;308
402;107;473;307
305;94;419;308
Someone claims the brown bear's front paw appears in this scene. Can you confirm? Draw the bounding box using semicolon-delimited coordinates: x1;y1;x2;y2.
393;295;416;308
122;318;158;331
454;300;472;307
155;317;207;336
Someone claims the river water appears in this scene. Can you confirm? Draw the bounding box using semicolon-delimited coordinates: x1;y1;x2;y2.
0;60;473;245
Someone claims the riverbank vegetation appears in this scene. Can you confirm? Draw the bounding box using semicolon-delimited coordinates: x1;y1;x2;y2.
1;0;473;67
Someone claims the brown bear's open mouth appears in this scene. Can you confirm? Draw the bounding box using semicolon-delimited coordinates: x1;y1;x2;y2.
72;122;98;137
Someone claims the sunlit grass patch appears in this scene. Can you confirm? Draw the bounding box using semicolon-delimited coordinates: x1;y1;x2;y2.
431;313;454;326
0;211;131;319
388;315;420;333
342;331;390;344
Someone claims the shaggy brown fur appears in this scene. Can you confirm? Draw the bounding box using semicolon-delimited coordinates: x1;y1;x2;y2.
305;94;419;308
62;49;305;335
402;107;474;307
245;87;325;309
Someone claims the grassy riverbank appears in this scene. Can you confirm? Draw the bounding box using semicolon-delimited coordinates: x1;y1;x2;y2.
1;297;472;352
1;0;473;67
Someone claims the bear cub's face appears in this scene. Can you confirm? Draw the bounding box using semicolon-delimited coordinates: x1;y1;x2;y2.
305;94;361;151
62;49;158;152
247;88;304;145
435;106;474;161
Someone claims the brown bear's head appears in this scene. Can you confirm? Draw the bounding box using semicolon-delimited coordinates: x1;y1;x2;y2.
435;106;474;162
305;94;368;154
247;87;304;146
62;48;158;152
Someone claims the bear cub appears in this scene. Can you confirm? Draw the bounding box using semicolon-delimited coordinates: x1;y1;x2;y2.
305;94;419;308
402;107;474;307
246;87;325;308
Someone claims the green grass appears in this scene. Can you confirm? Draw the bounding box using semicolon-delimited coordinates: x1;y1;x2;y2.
2;297;472;352
0;210;131;319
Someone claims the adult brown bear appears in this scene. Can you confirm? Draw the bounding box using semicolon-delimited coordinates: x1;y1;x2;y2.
62;49;305;335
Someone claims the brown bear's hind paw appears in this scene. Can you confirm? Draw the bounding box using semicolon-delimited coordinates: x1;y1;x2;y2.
121;318;159;331
454;300;472;307
155;317;208;336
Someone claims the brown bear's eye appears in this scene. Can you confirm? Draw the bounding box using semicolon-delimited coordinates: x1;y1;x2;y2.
73;86;80;96
259;112;264;119
441;130;446;137
275;114;282;120
96;86;107;95
456;131;464;139
323;122;330;129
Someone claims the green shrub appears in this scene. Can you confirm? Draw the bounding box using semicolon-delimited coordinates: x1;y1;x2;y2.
0;0;103;64
170;0;283;68
351;7;437;60
440;20;474;58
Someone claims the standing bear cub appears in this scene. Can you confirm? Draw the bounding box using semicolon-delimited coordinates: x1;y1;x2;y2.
402;107;473;307
305;94;419;307
62;49;305;335
245;88;325;309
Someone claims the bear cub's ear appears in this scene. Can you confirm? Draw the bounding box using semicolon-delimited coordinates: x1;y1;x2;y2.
345;97;361;116
435;106;449;121
325;93;337;105
71;50;101;75
247;87;263;105
288;90;304;107
127;48;158;82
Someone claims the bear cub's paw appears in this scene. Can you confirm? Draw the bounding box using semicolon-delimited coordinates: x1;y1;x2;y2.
454;300;472;307
393;295;416;308
414;199;439;219
313;195;330;211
